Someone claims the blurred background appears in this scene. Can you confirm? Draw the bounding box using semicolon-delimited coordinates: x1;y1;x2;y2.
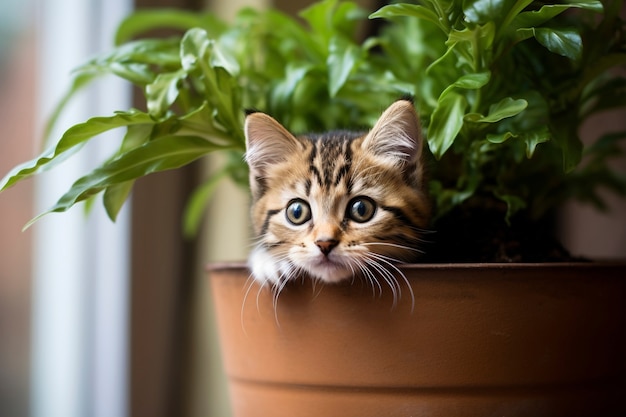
0;0;624;417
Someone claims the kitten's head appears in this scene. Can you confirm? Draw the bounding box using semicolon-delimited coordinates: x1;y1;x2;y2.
245;100;430;284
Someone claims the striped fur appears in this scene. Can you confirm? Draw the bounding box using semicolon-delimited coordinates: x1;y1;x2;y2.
245;100;430;286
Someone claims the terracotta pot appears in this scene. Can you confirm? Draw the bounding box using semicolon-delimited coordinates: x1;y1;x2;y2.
208;262;626;417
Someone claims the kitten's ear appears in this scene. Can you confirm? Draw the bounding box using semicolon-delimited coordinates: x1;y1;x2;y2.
244;111;301;175
362;99;422;168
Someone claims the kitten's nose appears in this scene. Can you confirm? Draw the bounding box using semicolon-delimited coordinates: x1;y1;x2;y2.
315;239;338;256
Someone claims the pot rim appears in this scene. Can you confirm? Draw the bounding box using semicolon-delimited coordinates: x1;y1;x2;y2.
206;260;626;273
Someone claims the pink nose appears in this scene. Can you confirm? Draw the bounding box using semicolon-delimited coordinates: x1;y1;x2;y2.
315;239;338;256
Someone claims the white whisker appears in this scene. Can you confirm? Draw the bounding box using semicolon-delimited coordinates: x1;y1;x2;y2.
364;257;400;308
354;259;382;298
310;277;325;301
365;263;384;297
240;272;258;335
269;262;304;327
366;252;415;312
362;241;423;254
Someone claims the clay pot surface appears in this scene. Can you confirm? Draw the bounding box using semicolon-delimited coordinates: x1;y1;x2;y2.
208;262;626;417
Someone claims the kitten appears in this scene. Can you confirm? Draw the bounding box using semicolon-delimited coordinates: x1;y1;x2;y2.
244;99;430;287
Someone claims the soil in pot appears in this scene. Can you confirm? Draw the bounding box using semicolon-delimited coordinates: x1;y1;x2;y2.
423;198;577;263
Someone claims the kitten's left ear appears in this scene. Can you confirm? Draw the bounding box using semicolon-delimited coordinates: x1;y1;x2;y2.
244;111;302;200
362;99;422;168
244;111;301;173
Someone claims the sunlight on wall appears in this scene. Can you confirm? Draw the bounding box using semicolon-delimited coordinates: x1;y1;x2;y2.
30;1;132;417
0;2;35;416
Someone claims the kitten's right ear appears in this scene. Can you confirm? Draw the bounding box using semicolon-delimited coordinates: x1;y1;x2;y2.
244;112;301;175
362;99;422;168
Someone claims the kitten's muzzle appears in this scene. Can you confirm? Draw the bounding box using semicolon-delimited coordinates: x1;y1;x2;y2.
315;239;339;256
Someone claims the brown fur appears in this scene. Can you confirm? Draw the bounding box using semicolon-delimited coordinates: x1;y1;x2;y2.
245;100;430;285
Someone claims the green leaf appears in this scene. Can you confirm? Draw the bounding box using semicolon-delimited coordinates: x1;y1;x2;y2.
26;136;228;226
331;1;369;37
327;36;360;97
261;9;325;62
177;28;243;144
425;40;459;76
83;38;181;75
483;97;528;123
118;121;154;154
535;27;582;61
299;0;365;45
464;0;517;25
175;101;244;147
102;123;156;221
518;27;582;61
428;92;467;159
146;69;188;116
270;65;313;114
180;28;211;71
1;110;156;191
498;0;534;32
564;0;603;13
108;62;155;85
521;127;550;158
486;131;516;143
445;24;495;72
494;191;527;224
369;4;443;30
513;1;603;29
68;38;183;89
209;39;240;76
103;181;134;221
180;26;241;77
300;0;333;27
453;71;491;89
115;9;224;45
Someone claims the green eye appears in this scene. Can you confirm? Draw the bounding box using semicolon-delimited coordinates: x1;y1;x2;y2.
347;197;376;223
286;199;311;225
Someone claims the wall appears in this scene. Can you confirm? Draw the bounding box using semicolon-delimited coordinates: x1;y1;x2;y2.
0;9;35;417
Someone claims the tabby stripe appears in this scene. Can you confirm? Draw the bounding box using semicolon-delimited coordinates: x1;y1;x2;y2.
308;140;318;164
380;205;422;231
308;144;324;187
310;165;323;187
334;163;349;188
346;173;355;195
319;140;331;187
260;209;281;236
334;141;352;189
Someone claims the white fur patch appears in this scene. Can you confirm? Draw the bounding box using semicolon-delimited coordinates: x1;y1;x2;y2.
248;245;293;286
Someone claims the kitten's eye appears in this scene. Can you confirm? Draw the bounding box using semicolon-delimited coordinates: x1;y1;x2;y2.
347;197;376;223
286;199;312;225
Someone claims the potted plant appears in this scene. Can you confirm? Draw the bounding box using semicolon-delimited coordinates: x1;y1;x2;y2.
1;0;625;415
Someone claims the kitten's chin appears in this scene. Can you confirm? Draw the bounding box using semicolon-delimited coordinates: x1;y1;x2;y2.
304;258;353;283
248;246;354;285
